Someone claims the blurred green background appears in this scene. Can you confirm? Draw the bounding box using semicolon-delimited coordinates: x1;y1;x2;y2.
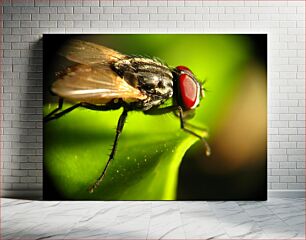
43;34;267;200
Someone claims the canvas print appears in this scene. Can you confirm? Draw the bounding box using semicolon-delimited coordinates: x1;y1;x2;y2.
43;34;267;200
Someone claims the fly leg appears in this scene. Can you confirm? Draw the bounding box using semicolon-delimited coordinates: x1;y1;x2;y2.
143;105;178;115
144;105;211;156
89;108;128;193
173;111;208;132
177;106;211;156
82;102;121;111
44;103;82;123
44;98;64;122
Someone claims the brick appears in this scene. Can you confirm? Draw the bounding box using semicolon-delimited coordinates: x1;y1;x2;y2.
289;121;304;128
121;7;138;13
83;14;99;20
65;0;82;6
219;14;243;21
104;7;121;13
3;6;21;13
90;21;108;28
289;169;305;176
130;14;149;21
270;155;287;161
234;21;251;28
114;14;130;21
138;6;157;13
158;21;176;28
175;21;193;28
297;142;305;149
156;7;175;14
65;14;83;20
49;0;65;6
3;48;21;57
83;0;99;6
234;7;251;13
185;0;202;6
289;135;305;142
39;6;57;13
270;121;288;128
106;21;120;28
12;170;28;177
269;148;287;155
150;14;167;21
287;149;305;155
131;0;147;6
98;0;113;6
12;183;29;189
268;162;279;169
280;162;296;169
268;176;279;183
279;128;297;135
280;142;296;149
35;0;49;6
90;6;104;13
279;6;297;14
57;6;73;14
194;7;209;14
251;7;279;14
210;21;234;28
12;43;30;50
288;183;305;189
73;20;90;28
3;21;19;28
139;21;157;28
121;20;139;28
74;6;90;13
58;21;73;28
185;14;202;21
12;14;31;20
279;114;296;121
20;177;36;183
2;169;12;177
297;162;305;169
272;183;287;189
244;14;258;20
297;176;305;183
286;13;304;21
4;176;20;183
177;7;196;14
113;0;130;6
168;14;184;21
268;141;279;148
28;170;42;177
148;0;167;6
297;114;305;121
280;176;296;183
32;13;49;20
49;14;64;20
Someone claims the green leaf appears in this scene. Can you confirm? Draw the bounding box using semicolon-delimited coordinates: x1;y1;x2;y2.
44;104;203;200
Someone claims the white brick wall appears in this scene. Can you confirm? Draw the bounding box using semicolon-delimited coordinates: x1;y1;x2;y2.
1;0;305;198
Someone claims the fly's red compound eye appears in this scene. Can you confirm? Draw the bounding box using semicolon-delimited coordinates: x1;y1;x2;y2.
176;65;193;75
176;65;191;72
179;74;200;110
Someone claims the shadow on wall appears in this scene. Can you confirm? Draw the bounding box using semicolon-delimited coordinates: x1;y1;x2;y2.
5;38;43;200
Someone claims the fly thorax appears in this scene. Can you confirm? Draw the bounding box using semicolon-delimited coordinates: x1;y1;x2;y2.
113;57;174;110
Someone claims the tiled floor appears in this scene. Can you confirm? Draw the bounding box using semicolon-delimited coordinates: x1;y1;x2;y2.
1;198;305;239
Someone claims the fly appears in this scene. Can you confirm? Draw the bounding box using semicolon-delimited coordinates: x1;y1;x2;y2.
44;40;210;193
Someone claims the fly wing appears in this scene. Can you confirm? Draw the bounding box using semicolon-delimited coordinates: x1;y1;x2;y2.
52;64;146;104
58;40;126;65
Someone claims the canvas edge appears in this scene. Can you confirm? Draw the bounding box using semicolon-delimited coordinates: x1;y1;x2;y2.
1;190;304;200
